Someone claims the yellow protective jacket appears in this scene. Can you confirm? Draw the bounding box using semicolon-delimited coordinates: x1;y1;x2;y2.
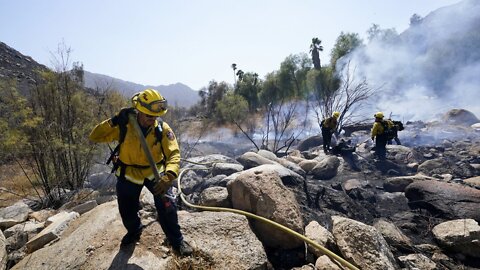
322;117;338;131
371;119;394;138
89;118;180;185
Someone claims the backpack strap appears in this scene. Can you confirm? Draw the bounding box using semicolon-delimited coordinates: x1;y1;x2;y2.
154;119;166;167
107;120;128;173
107;117;167;175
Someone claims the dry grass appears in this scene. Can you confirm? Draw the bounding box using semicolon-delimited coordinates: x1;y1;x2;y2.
0;161;43;208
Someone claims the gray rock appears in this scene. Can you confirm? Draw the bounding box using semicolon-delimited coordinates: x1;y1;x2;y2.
432;219;480;258
26;211;79;253
305;221;336;257
398;254;436;270
0;201;32;230
332;216;398;270
297;135;323;152
211;163;244;176
311;156;340;180
178;211;269;269
384;174;436;192
236;152;276;169
199;186;230;207
373;219;412;250
71;200;98;215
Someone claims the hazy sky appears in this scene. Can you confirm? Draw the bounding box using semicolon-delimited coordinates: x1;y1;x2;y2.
0;0;461;90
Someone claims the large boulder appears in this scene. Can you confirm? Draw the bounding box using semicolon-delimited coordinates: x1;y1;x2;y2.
227;169;304;249
304;221;336;257
13;201;270;270
0;201;32;230
332;216;398;270
443;109;479;126
383;174;436;192
211;163;244;176
236;152;276;169
405;180;480;221
199;186;230;207
311;156;340;180
432;219;480;258
417;158;450;176
297;135;323;152
373;219;412;250
178;211;269;269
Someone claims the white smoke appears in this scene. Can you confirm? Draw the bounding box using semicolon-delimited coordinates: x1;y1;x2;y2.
339;0;480;122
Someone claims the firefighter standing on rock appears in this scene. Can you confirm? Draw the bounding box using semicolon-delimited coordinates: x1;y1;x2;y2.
89;89;193;256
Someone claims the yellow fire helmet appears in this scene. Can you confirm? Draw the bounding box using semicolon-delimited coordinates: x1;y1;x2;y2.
131;89;168;116
374;112;384;119
332;111;340;118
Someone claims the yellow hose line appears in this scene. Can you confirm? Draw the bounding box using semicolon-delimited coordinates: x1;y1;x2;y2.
177;163;360;270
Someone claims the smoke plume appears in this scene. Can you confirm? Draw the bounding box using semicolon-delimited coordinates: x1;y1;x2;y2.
340;0;480;122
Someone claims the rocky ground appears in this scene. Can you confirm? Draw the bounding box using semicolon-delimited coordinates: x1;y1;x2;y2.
1;109;479;269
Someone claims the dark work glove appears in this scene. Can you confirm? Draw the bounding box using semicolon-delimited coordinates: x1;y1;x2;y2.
152;171;176;196
110;107;135;126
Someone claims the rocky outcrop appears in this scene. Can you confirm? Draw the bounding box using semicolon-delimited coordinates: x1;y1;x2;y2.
227;169;304;249
405;180;480;220
12;201;270;270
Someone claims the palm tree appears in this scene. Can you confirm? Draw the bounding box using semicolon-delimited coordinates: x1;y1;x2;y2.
309;38;323;70
236;70;244;82
231;63;237;86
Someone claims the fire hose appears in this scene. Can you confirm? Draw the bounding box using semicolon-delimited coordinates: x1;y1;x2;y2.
129;114;359;270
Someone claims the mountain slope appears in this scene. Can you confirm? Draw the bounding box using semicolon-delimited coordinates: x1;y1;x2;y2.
83;71;200;108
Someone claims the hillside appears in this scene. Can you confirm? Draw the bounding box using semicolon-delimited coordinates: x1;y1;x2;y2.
0;42;48;95
83;71;200;108
0;41;200;108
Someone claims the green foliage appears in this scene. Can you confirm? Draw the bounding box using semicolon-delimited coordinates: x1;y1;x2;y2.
216;92;249;123
234;72;261;112
0;80;40;162
367;24;399;44
198;80;231;119
276;53;312;100
1;53;126;207
330;32;363;70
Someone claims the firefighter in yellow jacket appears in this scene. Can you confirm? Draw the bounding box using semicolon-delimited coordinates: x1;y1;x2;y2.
321;111;340;154
371;112;394;161
89;89;192;255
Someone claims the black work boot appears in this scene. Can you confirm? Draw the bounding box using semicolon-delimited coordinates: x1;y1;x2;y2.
175;240;193;256
121;225;144;245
